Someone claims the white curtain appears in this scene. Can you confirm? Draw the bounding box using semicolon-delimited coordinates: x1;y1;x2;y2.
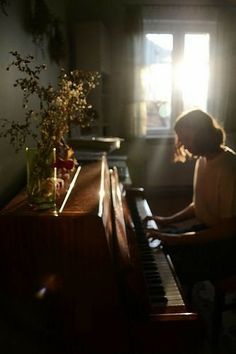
213;7;236;131
123;5;147;138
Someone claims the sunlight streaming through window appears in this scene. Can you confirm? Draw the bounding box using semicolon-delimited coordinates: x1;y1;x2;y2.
181;34;209;111
142;34;173;131
142;32;210;134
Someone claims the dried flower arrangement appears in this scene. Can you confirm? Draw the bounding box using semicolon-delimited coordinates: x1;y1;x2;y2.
0;51;100;154
0;51;100;207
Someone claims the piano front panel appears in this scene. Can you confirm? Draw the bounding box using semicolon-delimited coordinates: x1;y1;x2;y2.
0;157;129;352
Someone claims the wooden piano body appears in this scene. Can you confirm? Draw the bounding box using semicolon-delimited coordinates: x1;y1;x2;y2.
0;156;201;354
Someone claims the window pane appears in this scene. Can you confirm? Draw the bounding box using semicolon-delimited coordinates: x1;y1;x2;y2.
182;34;209;111
142;34;173;132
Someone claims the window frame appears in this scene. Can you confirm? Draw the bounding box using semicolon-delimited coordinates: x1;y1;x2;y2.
142;19;217;138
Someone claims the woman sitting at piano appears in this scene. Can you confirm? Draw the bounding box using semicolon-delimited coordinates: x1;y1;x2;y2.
145;108;236;285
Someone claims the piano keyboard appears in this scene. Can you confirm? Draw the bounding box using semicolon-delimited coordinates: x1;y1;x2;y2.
129;195;186;313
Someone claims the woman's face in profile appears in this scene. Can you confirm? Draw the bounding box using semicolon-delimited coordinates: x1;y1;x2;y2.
177;128;199;156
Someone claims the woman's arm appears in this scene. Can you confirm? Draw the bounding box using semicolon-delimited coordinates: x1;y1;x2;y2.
144;202;196;226
146;216;236;246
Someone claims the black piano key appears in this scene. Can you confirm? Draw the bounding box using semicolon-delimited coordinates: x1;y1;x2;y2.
148;285;165;295
142;264;158;271
150;295;168;304
145;274;162;282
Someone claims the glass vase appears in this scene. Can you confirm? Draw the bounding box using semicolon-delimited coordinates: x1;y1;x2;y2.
25;147;57;210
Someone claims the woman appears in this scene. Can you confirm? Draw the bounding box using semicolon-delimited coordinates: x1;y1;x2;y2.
145;109;236;284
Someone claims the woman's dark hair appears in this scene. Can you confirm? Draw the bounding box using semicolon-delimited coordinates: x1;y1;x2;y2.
174;109;226;162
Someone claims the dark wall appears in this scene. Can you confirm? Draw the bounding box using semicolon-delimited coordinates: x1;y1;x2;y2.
0;0;69;208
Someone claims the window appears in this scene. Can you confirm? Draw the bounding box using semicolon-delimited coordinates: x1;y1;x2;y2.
142;20;216;136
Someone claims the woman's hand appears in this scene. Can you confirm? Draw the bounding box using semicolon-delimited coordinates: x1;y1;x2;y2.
143;215;173;227
145;228;197;246
143;203;196;228
145;228;181;246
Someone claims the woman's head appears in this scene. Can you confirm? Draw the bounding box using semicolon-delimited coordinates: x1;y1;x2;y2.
174;109;226;162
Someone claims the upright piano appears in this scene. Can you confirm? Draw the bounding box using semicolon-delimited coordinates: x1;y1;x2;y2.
0;156;201;354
